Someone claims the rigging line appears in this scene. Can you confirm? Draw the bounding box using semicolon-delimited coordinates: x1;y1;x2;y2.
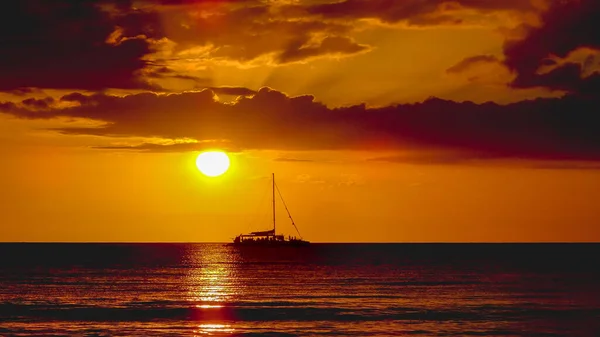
274;181;303;239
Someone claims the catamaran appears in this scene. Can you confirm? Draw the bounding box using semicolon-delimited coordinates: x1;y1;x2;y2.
231;173;310;246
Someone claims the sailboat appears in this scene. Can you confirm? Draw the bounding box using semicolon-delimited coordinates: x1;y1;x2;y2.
231;173;310;246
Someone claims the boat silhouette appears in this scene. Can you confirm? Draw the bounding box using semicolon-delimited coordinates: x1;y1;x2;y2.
231;173;310;246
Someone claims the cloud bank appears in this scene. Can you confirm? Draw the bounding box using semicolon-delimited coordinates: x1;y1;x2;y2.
2;88;600;162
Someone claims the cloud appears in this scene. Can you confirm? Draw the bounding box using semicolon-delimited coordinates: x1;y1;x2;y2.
306;0;538;26
0;1;158;91
0;102;16;111
274;157;315;162
21;97;55;110
127;0;546;72
157;7;363;65
0;0;549;93
144;66;212;85
113;0;368;66
2;87;600;162
276;36;371;63
536;47;600;79
6;88;45;97
368;150;503;165
369;152;600;169
446;55;501;74
503;0;600;94
0;0;376;91
445;54;517;88
529;162;600;170
94;140;238;153
208;87;257;96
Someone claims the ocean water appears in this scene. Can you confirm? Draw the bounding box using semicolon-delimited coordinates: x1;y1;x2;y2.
1;243;599;336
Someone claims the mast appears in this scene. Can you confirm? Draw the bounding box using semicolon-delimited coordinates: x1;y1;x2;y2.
272;173;276;235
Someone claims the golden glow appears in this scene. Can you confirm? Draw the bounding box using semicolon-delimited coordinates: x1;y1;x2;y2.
186;245;240;305
196;304;223;309
194;324;235;335
195;151;230;177
2;148;600;242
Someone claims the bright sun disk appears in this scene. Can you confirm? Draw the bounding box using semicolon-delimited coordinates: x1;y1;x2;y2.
196;151;230;177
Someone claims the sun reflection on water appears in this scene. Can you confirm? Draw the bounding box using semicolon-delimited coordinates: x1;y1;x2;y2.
196;304;224;309
185;245;241;308
194;323;235;335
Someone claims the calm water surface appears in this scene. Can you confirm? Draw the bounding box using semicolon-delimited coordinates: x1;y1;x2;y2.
1;243;599;336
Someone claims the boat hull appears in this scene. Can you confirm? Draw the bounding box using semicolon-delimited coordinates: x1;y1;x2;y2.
229;240;310;247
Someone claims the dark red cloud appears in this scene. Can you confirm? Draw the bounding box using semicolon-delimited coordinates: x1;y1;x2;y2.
446;55;500;74
208;87;257;96
0;1;157;91
22;97;54;110
307;0;535;25
145;66;212;86
503;0;600;94
6;88;45;97
277;36;370;63
2;88;600;162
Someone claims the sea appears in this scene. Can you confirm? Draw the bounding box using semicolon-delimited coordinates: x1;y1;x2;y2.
1;243;599;336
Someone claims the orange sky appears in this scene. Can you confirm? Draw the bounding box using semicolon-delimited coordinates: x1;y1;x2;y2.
1;0;600;242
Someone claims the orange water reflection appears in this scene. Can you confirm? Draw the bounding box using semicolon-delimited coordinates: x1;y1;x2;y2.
194;323;235;335
195;304;224;309
185;245;242;322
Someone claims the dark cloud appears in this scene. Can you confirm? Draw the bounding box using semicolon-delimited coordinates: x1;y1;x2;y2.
2;88;600;162
0;1;157;91
307;0;536;25
7;88;45;97
143;66;213;88
277;36;370;63
208;87;257;96
21;97;54;110
0;102;16;111
60;93;96;105
446;55;500;74
514;63;600;96
503;0;600;94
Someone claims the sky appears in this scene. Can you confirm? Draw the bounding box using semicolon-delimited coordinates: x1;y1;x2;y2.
1;0;600;242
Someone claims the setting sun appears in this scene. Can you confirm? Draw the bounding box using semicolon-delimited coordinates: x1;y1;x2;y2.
195;151;230;177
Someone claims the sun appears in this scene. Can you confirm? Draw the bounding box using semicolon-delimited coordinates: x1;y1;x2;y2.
196;151;230;177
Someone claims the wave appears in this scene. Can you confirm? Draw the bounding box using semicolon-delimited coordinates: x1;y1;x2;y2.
2;302;599;323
